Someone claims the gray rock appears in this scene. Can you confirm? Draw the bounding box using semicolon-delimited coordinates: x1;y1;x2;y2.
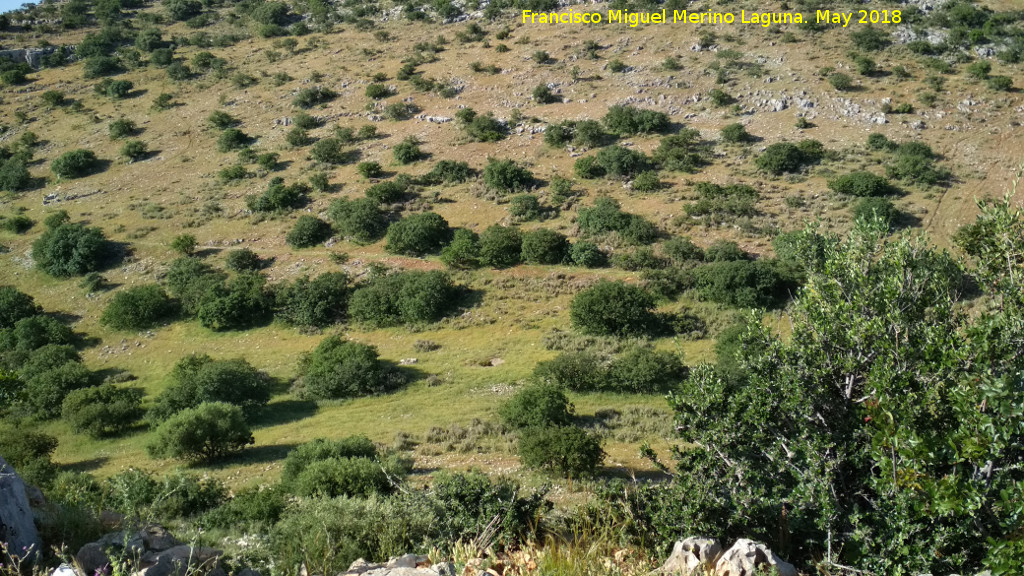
0;455;42;560
713;539;797;576
76;542;111;575
658;537;723;574
140;525;178;552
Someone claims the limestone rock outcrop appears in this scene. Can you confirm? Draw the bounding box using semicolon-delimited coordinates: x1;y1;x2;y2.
0;455;42;560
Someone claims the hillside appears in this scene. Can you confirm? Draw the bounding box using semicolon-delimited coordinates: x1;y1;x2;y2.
1;0;1024;573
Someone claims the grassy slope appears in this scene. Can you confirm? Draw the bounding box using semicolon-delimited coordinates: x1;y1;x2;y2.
1;0;1023;493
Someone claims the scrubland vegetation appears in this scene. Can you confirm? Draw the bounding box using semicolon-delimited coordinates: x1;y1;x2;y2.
2;0;1024;573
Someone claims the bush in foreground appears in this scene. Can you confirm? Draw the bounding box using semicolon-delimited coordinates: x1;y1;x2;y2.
298;337;392;401
148;402;254;463
499;382;574;430
570;280;657;337
61;384;144;438
100;284;176;330
33;223;112;277
517;426;604;478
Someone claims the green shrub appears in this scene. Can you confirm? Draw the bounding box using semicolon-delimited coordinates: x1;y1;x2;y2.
866;133;895;151
662;237;704;263
0;214;34;233
357;161;383;179
705;240;748;262
149;354;271;422
82;56;121;78
461;112;507;142
348;270;458;327
720;123;753;143
603;105;670;136
311;138;352;164
852;197;899;227
684;182;760;221
100;284;176;330
429;471;549;549
365;180;409;203
518;426;604;478
886;141;950;185
591;145;648;178
293;86;338;108
286;216;332;248
483;158;534;195
41;90;66;107
755;141;822;175
570;280;657;336
148;402;254;462
274;272;350;327
607;346;686;393
365;83;394;99
61;384;144;438
0;286;39;329
631;170;661;193
24;360;93;419
2;315;74;355
420;160;475;185
292;457;393;498
613;247;667;271
849;25;890;51
120;140;148;161
392;137;425;164
576;197;658;245
225;248;262;272
695;260;788;308
217;128;251;152
533;84;559;104
384;212;451;256
479;225;522;268
987;75;1013;91
33;223;111;277
247;177;310;212
329;197;387;243
521;228;569;265
828;171;894;197
282;436;378;483
651;130;706;173
109;118;138;139
383;101;417;121
196;272;274;331
51;149;100;179
0;158;30;192
569;241;606;268
298;337;391;400
440;229;480;269
708;88;736;106
533;351;604;391
828;72;854;91
202;485;287;530
508;194;543;221
0;424;58;486
500;382;574;429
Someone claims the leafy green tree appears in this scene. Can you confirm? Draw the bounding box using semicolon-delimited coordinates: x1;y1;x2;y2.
384;212;451;256
282;436;378;483
440;229;481;269
607;346;686;393
0;286;40;328
196;272;273;331
33;223;111;277
827;171;894;197
478;225;522;268
0;423;59;486
328;197;387;243
853;197;899;228
225;248;263;272
170;234;198;255
246;177;310;212
51;149;100;179
603;105;670;136
483;159;534;196
62;384;144;438
310;138;350;164
291;457;394;498
499;382;574;429
298;337;391;400
0;157;31;191
148;402;254;462
720;123;754;143
570;280;657;337
660;200;1024;573
164;256;226;316
24;360;93;418
569;241;606;268
533;351;604;392
521;228;569;265
100;284;177;330
348;270;457;327
576;197;658;245
286;215;332;248
517;426;604;478
392;137;425;164
149;354;271;422
274;272;350;328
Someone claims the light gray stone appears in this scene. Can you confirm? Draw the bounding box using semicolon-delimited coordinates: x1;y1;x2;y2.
0;455;41;560
658;537;723;574
713;539;796;576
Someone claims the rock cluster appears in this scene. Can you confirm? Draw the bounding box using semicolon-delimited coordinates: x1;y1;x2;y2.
656;537;797;576
74;525;225;576
342;555;455;576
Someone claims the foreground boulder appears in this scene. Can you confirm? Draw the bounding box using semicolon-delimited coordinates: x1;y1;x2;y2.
713;539;797;576
656;537;724;574
342;555;455;576
71;525;221;576
0;455;42;560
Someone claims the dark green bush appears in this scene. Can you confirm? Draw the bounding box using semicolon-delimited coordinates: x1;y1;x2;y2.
100;284;176;330
569;241;606;268
384;212;451;256
392;137;425;164
0;423;58;486
0;214;33;234
603;105;670;136
0;158;30;192
483;158;534;196
705;240;748;262
695;259;788;308
429;471;549;549
607;346;686;393
827;171;895;197
612;247;667;271
508;194;543;221
164;256;226;315
720;123;754;143
500;382;574;429
147;402;254;462
120;140;148;162
591;145;648;178
225;248;263;272
24;360;93;419
33;223;111;277
246;177;310;212
533;351;604;392
149;354;271;422
282;436;378;483
293;86;338;108
576;197;658;245
365;83;394;99
292;457;393;498
828;72;854;91
518;426;604;478
202;485;287;530
521;228;569;265
298;337;392;400
365;179;409;203
440;229;480;269
0;286;40;328
207;110;239;129
479;225;522;268
570;280;657;336
274;272;350;327
311;138;352;164
662;237;704;263
853;197;899;227
684;182;760;221
652;130;707;173
755;141;822;175
286;216;332;248
866;133;895;151
461;112;507;142
349;270;458;327
61;384;144;438
217;128;251;152
357;161;383;179
420;160;475;185
328;197;387;243
52;149;100;179
196;272;274;331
